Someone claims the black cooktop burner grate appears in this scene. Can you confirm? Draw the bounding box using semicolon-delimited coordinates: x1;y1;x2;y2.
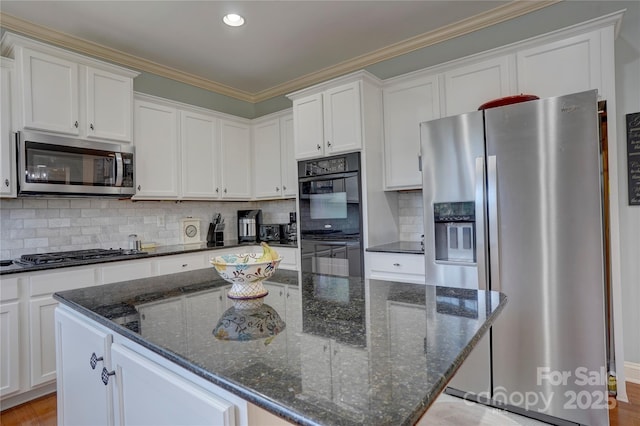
20;248;145;265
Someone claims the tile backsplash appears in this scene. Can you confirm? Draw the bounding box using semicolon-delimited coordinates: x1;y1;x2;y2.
0;198;295;260
398;191;424;242
0;192;423;258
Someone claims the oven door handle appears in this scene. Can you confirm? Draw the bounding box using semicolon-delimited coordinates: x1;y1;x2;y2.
298;171;358;183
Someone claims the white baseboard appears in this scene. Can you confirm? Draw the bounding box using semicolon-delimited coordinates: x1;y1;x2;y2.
625;361;640;384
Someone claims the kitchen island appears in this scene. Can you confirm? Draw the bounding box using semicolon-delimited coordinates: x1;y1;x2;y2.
54;268;506;425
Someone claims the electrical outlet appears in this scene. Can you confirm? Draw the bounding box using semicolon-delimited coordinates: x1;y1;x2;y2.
157;216;165;227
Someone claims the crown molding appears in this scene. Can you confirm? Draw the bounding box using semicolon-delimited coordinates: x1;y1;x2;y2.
0;1;558;104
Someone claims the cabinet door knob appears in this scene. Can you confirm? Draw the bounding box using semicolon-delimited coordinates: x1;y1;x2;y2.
224;188;227;194
393;263;400;267
316;144;321;150
4;179;9;187
74;121;79;128
90;123;94;131
137;185;141;191
283;185;286;191
90;352;104;370
182;264;188;267
276;187;280;192
216;188;219;193
327;141;332;147
101;367;115;385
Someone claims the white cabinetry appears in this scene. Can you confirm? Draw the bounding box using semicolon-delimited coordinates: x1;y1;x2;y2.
0;277;20;397
181;110;218;199
111;342;235;426
219;118;252;199
0;58;15;197
55;306;237;426
382;74;440;190
28;267;98;388
154;252;208;275
292;81;362;160
516;31;603;99
366;252;425;284
55;307;113;425
253;112;296;199
442;55;513;117
133;99;179;199
1;33;137;142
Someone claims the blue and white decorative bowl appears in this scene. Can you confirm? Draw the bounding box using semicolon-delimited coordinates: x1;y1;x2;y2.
210;252;281;307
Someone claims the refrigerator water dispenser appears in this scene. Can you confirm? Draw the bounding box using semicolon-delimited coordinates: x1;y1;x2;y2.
434;201;476;263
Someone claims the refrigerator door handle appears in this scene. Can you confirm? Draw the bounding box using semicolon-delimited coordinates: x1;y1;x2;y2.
475;157;487;290
487;155;500;291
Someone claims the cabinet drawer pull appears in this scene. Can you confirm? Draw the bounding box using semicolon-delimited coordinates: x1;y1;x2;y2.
101;367;115;385
90;352;104;370
393;263;401;267
182;263;188;267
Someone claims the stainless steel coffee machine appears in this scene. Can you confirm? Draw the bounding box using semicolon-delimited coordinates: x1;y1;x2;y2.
237;209;261;244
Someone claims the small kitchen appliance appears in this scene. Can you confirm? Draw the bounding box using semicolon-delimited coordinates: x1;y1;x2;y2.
237;209;261;244
259;224;285;243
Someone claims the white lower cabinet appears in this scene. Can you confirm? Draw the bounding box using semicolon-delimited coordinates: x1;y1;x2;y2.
0;277;20;397
55;307;113;426
154;252;208;275
111;342;235;426
366;252;425;284
55;305;277;426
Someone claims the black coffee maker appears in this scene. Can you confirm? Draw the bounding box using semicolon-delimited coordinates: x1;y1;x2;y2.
237;210;262;244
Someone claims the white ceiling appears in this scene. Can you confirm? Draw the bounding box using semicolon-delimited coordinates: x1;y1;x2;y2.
0;1;556;102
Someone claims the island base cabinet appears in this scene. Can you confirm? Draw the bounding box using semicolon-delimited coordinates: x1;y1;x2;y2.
55;307;113;426
111;342;235;426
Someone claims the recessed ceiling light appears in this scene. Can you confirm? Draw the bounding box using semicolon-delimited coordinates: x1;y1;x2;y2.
223;13;245;27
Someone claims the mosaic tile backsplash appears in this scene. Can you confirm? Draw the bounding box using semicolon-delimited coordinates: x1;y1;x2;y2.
0;198;295;260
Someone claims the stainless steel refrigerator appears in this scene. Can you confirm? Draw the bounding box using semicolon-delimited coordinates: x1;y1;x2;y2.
420;90;609;425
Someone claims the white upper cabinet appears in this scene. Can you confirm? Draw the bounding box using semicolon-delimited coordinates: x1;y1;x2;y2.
253;118;282;199
383;74;440;190
1;33;138;142
516;31;602;99
252;111;296;199
180;110;218;199
443;55;513;117
292;81;362;160
85;67;133;142
1;58;16;197
20;47;79;136
134;99;180;199
280;114;297;197
219;119;252;199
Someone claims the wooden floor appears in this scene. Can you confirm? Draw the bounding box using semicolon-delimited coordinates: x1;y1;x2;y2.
1;383;639;425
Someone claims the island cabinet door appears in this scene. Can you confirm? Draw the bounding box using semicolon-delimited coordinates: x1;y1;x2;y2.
55;307;114;426
110;342;235;426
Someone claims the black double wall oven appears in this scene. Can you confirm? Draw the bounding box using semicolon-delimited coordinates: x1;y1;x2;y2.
298;153;366;346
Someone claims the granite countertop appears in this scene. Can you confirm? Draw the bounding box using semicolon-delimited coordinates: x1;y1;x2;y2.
366;241;424;255
0;240;298;275
54;269;506;426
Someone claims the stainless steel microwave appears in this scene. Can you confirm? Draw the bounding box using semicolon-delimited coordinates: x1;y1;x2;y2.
17;131;135;197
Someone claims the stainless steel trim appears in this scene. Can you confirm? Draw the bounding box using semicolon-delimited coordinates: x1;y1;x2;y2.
115;153;123;187
487;155;499;292
475;156;486;291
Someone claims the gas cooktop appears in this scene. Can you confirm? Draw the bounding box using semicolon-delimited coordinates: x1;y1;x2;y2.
18;248;148;266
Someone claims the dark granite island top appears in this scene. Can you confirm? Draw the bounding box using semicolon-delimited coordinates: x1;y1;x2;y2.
54;268;506;426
